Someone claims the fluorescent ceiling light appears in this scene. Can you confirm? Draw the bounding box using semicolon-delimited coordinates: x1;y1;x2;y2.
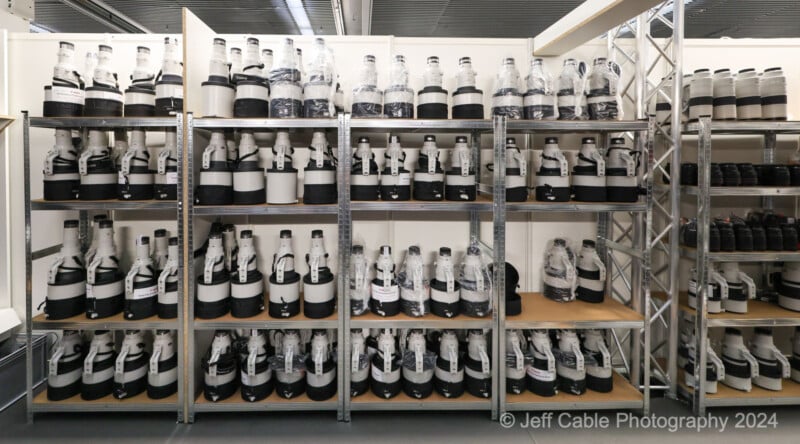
286;0;314;35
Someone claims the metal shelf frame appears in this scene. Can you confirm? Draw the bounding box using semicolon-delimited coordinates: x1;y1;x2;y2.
496;113;654;416
23;112;187;422
340;114;499;420
186;113;348;422
684;116;800;415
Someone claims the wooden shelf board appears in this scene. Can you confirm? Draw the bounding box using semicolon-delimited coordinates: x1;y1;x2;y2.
33;389;177;405
654;292;800;326
351;310;491;325
351;388;491;406
194;389;336;407
32;312;176;327
506;293;643;327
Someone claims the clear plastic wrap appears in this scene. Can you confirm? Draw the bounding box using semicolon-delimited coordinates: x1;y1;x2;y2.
452;56;484;119
397;245;430;317
523;58;555;120
401;345;437;371
385;55;414;118
268;38;302;118
556;58;586;120
542;238;577;302
491;57;523;119
551;345;598;369
352;55;383;117
458;243;493;317
303;38;337;117
586;57;622;120
370;245;400;316
350;244;371;315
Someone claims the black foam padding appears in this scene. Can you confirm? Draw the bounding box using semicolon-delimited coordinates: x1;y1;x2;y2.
44;180;80;200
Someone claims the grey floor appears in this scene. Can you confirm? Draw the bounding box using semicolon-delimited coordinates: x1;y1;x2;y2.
2;396;799;443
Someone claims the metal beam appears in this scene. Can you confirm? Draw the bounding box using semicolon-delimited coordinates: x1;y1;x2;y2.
331;0;346;35
533;0;664;56
58;0;151;33
340;0;372;35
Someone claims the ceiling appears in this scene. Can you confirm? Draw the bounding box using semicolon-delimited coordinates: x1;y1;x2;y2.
32;0;800;38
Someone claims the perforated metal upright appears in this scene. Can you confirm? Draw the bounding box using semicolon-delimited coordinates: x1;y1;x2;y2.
607;0;685;400
23;113;186;422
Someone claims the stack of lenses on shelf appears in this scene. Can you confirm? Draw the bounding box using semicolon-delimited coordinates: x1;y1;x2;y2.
350;329;493;400
193;226;336;321
505;329;614;397
200;329;337;402
47;329;178;401
44;218;178;321
350;241;492;319
667;162;800;187
681;213;799;253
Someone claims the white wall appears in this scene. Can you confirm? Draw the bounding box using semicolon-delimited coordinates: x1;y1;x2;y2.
7;33;180;319
5;29;800;319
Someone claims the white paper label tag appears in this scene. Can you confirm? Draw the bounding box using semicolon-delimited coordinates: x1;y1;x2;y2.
284;349;293;374
150;348;161;375
398;173;411;186
166;171;179;184
49;347;63;376
519;157;527;177
371;283;399;302
247;349;257;376
352;350;361;371
514;344;524;371
479;349;490;375
83;347;97;375
208;363;217;377
276;258;285;283
131;284;158;300
383;346;392;374
415;347;424;373
310;256;319;283
315;350;323;376
446;270;454;293
527;366;556;381
412;265;423;291
276;146;285;171
460;152;470;176
371;366;389;383
475;267;484;292
51;85;86;103
428;157;436;174
118;171;127;184
355;264;365;290
86;284;95;299
449;345;458;374
241;372;251;385
390;156;399;175
362;159;370;176
115;349;127;375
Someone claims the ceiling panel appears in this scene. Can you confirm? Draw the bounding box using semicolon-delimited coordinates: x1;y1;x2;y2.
371;0;585;38
30;0;800;38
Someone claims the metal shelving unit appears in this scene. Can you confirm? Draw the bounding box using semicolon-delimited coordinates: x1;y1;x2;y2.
342;116;499;420
496;118;654;416
186;114;345;422
680;116;800;415
23;112;186;421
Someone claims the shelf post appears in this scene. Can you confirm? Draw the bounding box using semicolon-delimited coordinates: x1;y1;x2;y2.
176;111;187;423
492;115;507;420
23;111;34;424
184;112;196;423
692;116;712;416
469;130;481;242
337;112;352;422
